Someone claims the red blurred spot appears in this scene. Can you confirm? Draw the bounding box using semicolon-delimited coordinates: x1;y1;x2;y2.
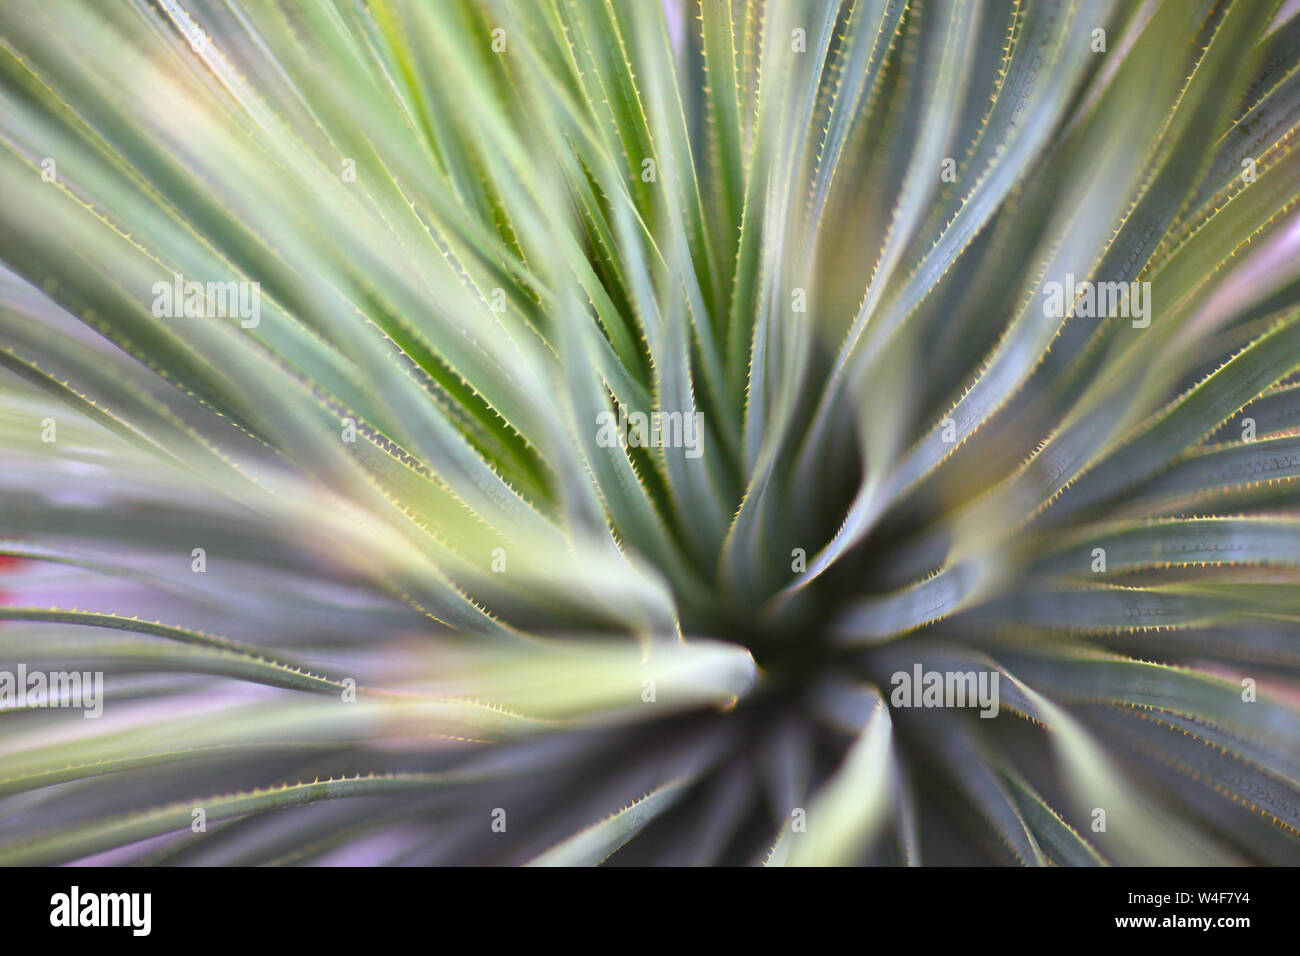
0;555;22;607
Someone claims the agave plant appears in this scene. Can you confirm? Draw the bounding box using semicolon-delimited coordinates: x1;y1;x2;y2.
1;0;1299;868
